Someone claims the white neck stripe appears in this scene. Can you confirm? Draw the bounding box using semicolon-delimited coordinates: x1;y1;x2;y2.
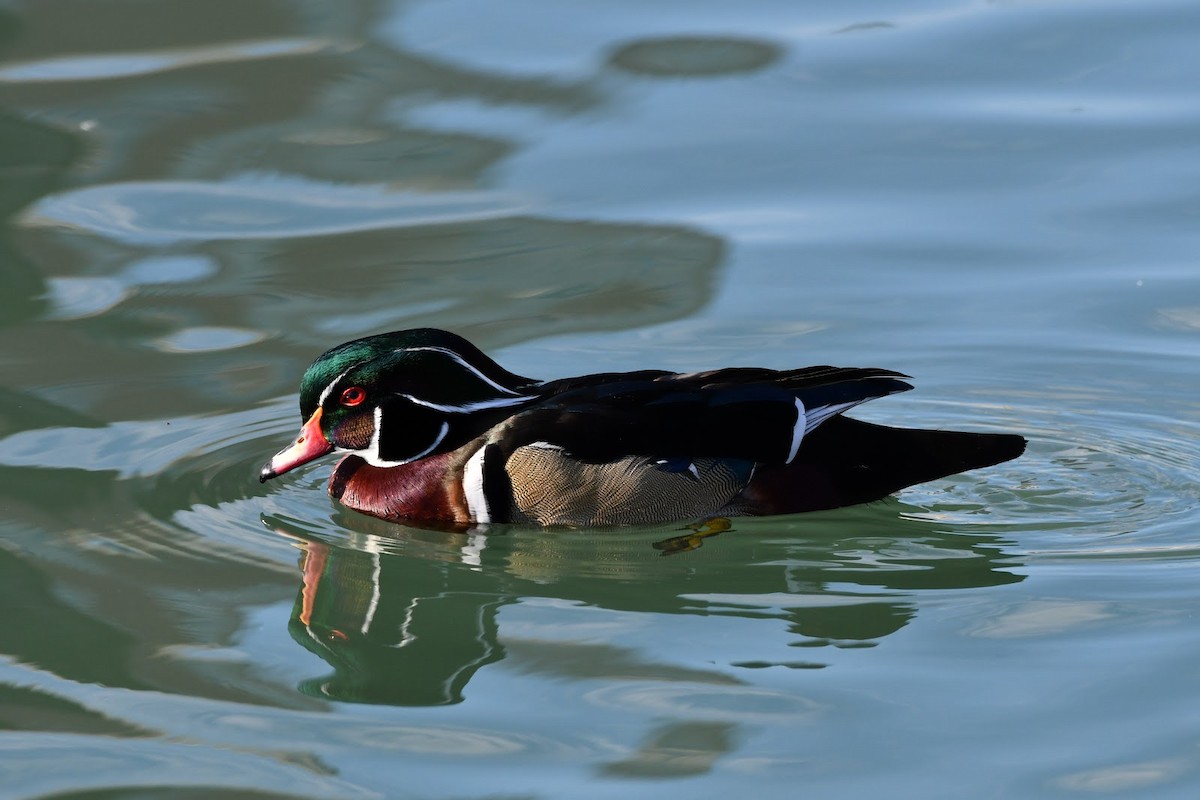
408;420;450;461
462;445;491;523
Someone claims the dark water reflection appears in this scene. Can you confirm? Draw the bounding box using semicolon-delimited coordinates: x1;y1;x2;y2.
609;36;782;77
10;212;722;419
272;508;1022;707
1;0;723;425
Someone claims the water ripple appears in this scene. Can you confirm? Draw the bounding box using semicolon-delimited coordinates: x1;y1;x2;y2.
0;38;350;83
20;177;524;244
608;36;782;77
584;682;820;723
898;396;1200;554
5;384;1193;570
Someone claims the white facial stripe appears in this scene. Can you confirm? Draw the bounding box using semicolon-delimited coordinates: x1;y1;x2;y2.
401;393;532;413
403;346;524;396
317;364;358;407
462;445;491;523
786;398;806;464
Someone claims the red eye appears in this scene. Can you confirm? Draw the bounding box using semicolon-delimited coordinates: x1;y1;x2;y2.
340;386;366;407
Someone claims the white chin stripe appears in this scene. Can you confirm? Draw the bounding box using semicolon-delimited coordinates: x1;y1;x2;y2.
360;407;449;467
462;446;491;523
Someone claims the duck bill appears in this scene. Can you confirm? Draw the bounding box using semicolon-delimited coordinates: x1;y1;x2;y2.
260;408;334;482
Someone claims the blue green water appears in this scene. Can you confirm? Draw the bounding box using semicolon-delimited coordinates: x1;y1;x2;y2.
1;0;1198;797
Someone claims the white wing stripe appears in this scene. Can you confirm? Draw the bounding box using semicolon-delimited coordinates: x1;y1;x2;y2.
803;400;865;435
786;398;806;464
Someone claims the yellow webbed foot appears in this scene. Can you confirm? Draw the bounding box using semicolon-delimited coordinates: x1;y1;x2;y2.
652;517;733;555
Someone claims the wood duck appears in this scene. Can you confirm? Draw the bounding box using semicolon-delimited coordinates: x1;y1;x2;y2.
260;328;1025;527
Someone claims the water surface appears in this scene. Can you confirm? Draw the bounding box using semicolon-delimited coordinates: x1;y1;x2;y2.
1;1;1199;798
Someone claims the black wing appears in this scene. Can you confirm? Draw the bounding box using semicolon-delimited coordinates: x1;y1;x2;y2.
502;366;913;465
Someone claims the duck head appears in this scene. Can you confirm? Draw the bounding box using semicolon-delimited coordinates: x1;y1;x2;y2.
260;329;537;482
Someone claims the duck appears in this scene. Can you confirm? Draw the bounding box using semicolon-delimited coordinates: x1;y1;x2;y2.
259;328;1025;527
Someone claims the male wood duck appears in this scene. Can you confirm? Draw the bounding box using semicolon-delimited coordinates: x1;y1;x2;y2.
260;328;1025;527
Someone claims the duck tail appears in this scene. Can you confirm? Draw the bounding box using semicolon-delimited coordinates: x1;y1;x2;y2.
743;416;1026;514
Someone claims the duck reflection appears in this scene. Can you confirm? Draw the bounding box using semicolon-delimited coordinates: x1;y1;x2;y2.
287;534;506;706
271;504;1022;707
